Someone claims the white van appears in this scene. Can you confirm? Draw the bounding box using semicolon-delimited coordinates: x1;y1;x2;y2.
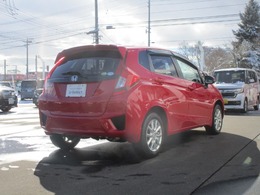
213;68;259;113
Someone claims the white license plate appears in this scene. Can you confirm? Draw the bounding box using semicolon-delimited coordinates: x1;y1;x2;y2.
8;98;15;104
66;84;87;97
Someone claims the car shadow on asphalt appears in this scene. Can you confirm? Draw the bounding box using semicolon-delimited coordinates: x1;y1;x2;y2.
34;130;260;195
0;110;16;115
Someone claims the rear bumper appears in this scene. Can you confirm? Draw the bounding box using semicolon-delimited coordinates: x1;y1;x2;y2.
39;110;134;141
38;84;146;143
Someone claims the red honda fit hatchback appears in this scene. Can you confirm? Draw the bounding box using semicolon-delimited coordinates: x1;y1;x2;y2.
38;45;224;157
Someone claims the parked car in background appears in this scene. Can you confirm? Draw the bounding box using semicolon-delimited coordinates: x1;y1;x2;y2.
33;79;45;107
38;44;224;158
0;85;18;112
20;80;37;100
213;68;259;113
0;81;13;88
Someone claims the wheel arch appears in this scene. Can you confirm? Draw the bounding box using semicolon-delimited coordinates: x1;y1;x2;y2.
145;106;168;134
215;100;224;118
137;106;168;157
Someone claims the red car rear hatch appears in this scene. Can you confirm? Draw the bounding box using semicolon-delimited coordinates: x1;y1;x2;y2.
43;45;127;117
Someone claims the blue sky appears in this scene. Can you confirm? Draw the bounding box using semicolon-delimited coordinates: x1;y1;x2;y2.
0;0;251;74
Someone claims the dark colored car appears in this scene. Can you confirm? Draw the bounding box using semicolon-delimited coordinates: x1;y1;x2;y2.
20;80;37;100
33;79;45;107
38;45;224;157
0;85;18;112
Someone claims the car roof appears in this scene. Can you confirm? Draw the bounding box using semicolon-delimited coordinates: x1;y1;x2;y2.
214;68;255;72
21;80;37;82
54;44;192;65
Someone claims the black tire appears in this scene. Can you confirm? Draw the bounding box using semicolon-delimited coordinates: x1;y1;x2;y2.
137;112;165;158
254;98;259;110
1;107;11;112
242;99;248;113
50;134;80;150
205;104;223;135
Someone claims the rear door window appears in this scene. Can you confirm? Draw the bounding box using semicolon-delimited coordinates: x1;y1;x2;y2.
150;55;178;77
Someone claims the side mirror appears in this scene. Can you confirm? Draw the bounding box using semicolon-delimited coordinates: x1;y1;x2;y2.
205;75;215;84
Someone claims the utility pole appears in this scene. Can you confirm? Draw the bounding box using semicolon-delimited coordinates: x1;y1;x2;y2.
4;59;6;80
95;0;99;44
25;38;32;79
87;0;99;44
35;55;38;80
148;0;151;47
198;41;205;71
37;55;45;79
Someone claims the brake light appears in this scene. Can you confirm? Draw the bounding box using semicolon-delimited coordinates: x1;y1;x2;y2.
42;80;52;95
114;73;140;95
42;56;65;95
126;75;140;87
55;56;66;66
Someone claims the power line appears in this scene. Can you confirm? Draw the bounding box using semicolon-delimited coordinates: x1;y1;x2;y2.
99;14;239;28
0;0;245;51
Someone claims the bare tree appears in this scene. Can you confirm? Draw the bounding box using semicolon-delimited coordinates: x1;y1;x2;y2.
178;41;201;66
204;47;234;74
178;42;233;74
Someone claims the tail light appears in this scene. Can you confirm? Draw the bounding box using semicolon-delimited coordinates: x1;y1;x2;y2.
42;56;66;95
114;70;140;95
43;81;55;96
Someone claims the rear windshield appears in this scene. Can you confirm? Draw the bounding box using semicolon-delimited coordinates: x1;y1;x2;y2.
214;70;245;84
50;57;120;82
21;81;37;88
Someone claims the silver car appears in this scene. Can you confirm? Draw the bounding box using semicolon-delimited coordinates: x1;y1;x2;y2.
213;68;259;113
